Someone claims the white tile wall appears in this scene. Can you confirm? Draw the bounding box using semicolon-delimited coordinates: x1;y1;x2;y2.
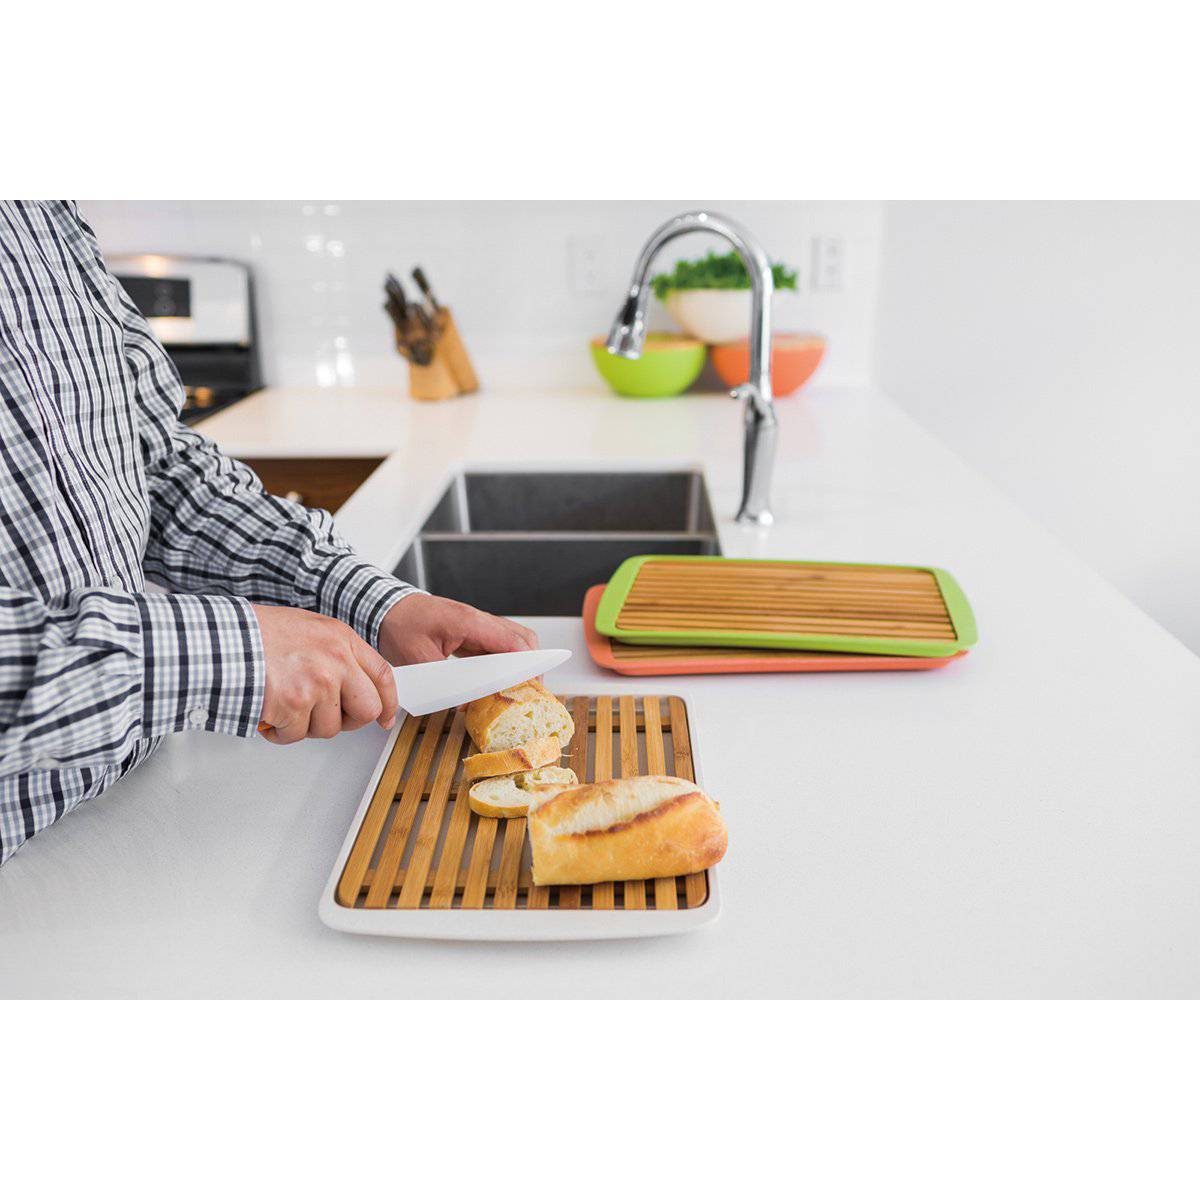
80;200;883;390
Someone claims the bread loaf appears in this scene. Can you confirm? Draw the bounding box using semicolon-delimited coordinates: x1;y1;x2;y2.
467;766;579;819
462;735;561;783
464;679;574;753
527;775;727;886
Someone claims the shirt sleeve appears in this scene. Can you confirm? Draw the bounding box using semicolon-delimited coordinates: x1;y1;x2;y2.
0;587;264;779
114;282;418;648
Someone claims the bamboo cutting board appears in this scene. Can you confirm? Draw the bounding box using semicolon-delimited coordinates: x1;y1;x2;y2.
594;556;978;658
581;586;966;675
318;694;719;940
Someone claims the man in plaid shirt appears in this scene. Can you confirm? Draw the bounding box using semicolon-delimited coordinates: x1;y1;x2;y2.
0;201;535;864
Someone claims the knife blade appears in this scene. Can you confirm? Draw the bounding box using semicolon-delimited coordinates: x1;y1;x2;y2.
412;266;441;319
391;648;571;716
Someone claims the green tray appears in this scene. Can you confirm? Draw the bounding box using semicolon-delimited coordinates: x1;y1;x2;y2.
594;556;978;658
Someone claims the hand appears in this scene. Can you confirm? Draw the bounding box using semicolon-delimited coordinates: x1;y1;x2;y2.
252;605;399;745
378;593;537;666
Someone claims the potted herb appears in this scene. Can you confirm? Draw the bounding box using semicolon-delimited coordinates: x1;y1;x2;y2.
651;251;799;344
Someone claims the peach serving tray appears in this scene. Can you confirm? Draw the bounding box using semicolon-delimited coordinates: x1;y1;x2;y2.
318;692;720;940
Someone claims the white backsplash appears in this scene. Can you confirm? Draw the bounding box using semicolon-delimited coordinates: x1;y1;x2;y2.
80;201;883;391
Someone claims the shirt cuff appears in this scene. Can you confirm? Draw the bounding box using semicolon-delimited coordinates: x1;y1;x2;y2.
133;593;266;738
313;554;421;647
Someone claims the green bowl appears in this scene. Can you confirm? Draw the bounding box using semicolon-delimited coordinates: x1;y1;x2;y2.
589;334;707;398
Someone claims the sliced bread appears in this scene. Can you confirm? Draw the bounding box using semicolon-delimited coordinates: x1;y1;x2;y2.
462;735;561;783
467;766;580;819
465;679;574;753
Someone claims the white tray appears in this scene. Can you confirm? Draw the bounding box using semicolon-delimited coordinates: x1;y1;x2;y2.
318;694;720;941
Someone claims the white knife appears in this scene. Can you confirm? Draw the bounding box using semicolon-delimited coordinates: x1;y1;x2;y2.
390;648;571;716
257;648;571;731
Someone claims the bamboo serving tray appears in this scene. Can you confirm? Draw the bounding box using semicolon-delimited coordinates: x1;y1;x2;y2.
318;693;719;940
594;556;978;658
582;586;966;676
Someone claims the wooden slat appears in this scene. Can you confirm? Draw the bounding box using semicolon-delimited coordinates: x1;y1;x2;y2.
363;709;447;908
591;696;615;909
621;595;949;616
668;695;707;908
636;563;935;582
612;643;849;660
334;715;421;906
428;778;473;908
619;695;646;910
557;696;592;910
461;817;497;908
617;618;955;635
396;711;467;908
493;817;526;909
643;697;678;911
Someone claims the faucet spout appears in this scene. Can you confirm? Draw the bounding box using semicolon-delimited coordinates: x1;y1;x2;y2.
606;210;777;525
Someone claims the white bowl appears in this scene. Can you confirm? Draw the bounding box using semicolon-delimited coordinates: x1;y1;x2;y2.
664;289;799;344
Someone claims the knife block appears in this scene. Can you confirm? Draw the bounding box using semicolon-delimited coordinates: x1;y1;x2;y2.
395;309;479;402
436;307;479;395
396;329;460;402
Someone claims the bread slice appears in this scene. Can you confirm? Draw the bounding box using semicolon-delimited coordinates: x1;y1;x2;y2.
467;766;580;819
527;775;727;885
465;679;574;753
462;735;561;783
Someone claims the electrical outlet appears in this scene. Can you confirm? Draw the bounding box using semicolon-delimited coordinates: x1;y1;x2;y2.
810;236;845;292
567;234;608;295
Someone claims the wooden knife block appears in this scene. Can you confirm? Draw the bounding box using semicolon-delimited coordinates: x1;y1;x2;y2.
399;307;479;402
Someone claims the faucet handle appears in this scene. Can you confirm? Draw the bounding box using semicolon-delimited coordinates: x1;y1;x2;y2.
731;381;776;421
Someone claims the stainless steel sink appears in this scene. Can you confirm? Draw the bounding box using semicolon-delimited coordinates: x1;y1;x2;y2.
420;470;715;533
395;469;720;616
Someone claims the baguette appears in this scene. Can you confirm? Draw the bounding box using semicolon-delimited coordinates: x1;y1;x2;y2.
467;766;579;819
464;679;574;753
527;775;727;886
462;735;561;783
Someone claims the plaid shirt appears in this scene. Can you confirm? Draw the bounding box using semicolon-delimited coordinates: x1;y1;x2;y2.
0;201;414;864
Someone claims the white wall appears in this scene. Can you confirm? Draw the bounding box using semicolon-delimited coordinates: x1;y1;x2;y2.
81;200;882;391
875;202;1200;654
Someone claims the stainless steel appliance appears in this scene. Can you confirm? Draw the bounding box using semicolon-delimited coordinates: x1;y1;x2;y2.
110;254;262;424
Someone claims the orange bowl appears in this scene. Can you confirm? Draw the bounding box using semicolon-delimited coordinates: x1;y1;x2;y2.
711;333;826;398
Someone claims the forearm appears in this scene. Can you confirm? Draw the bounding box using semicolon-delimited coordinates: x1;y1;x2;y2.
143;429;417;645
0;588;264;778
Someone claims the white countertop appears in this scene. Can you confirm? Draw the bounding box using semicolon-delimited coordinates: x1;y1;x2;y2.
3;381;1199;997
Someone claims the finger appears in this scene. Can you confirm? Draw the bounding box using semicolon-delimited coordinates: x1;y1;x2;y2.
308;701;344;740
262;708;311;746
348;643;398;724
503;618;538;650
462;612;538;654
340;661;384;727
349;638;398;728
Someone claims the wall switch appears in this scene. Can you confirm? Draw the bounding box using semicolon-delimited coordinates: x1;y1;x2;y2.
810;236;845;292
568;234;609;295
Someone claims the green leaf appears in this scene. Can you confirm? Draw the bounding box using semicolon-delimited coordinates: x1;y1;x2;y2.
650;251;799;300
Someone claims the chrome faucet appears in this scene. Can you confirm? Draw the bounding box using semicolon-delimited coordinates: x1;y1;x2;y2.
606;210;777;526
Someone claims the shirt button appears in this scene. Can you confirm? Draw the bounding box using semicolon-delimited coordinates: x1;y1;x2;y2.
187;708;208;729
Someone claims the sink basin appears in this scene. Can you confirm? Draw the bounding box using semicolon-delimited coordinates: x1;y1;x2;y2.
395;469;720;616
422;469;715;534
